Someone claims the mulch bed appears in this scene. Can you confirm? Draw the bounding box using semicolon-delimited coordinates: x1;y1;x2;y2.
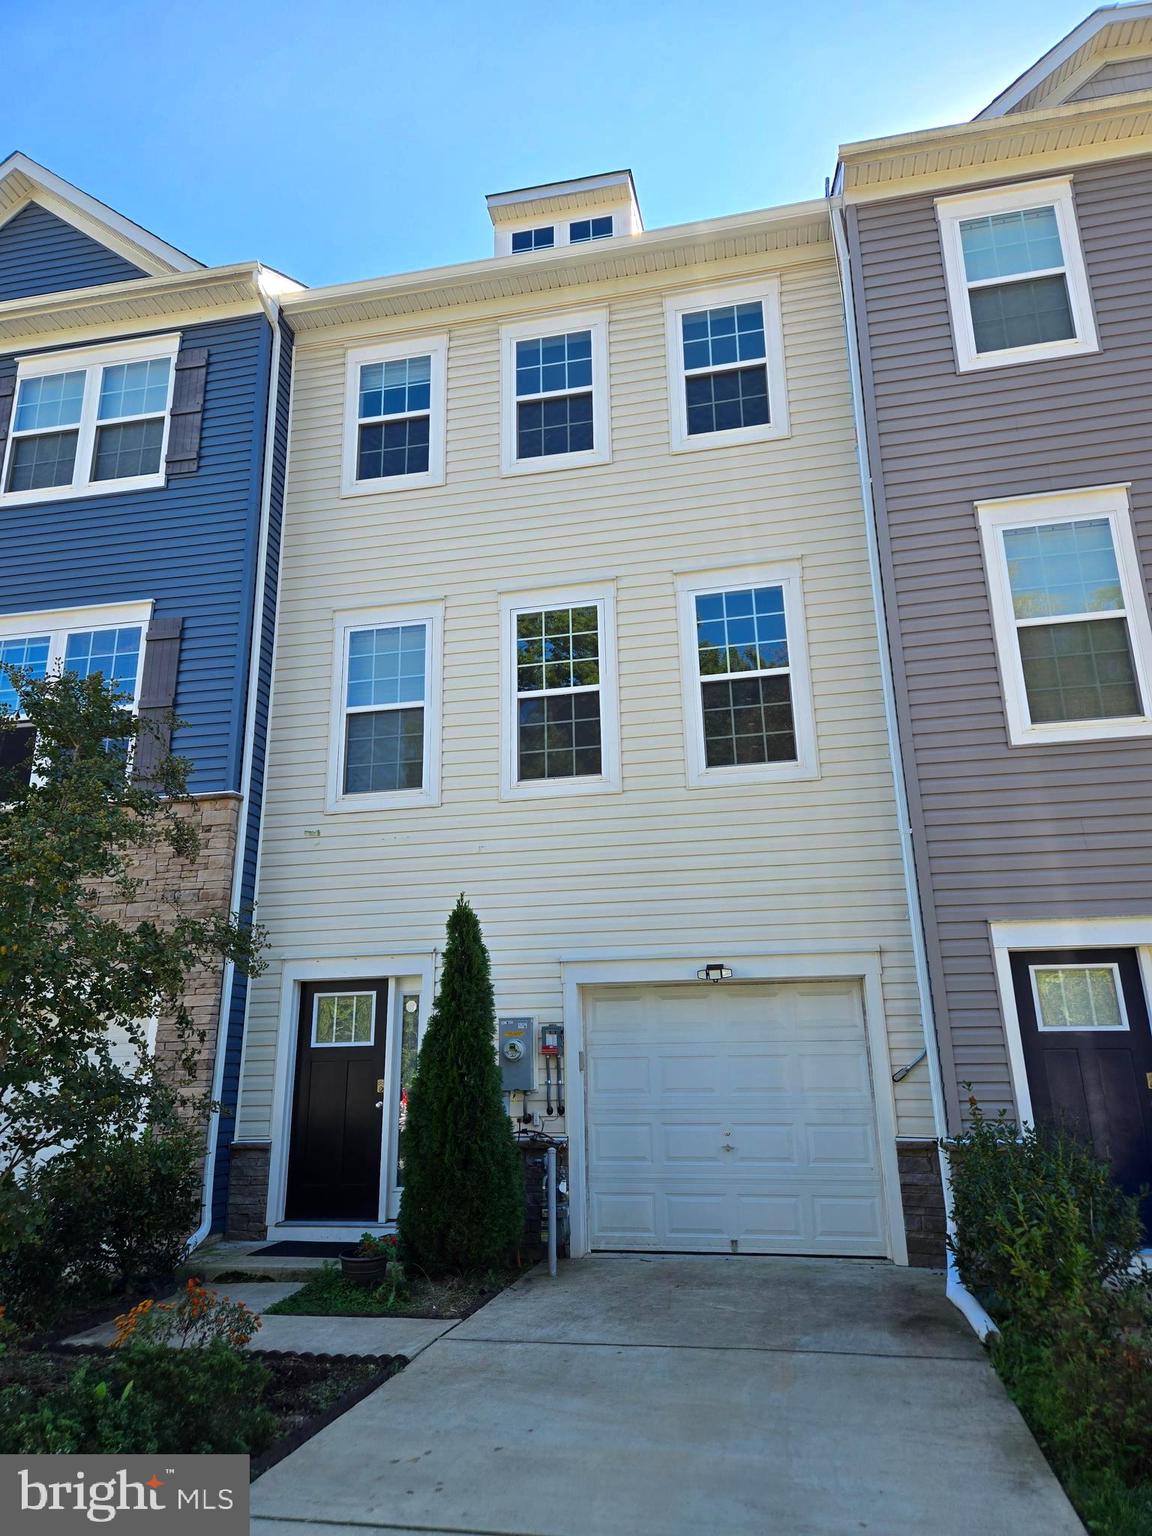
0;1345;404;1479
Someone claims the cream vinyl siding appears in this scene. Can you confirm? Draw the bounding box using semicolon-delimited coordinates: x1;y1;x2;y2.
236;242;932;1144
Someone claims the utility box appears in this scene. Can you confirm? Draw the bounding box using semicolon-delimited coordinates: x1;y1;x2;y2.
497;1015;535;1092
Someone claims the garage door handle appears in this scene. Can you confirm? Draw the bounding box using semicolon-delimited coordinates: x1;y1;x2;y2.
721;1143;735;1152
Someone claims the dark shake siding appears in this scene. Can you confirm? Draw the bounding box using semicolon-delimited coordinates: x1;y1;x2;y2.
849;154;1152;1126
0;203;147;299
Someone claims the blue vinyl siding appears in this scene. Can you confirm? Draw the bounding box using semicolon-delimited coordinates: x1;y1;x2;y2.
0;312;273;793
212;320;294;1227
0;202;147;300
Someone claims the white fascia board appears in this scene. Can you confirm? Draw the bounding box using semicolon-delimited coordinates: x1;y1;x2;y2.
0;152;203;273
975;4;1152;119
282;198;832;323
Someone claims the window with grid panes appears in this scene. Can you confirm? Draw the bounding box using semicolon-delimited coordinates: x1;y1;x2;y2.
342;623;427;793
355;355;432;481
4;349;173;495
680;301;769;436
958;205;1075;355
514;603;602;780
1001;516;1143;725
514;331;594;460
693;585;796;767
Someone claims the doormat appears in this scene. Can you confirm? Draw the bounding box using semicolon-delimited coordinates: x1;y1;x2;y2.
250;1241;354;1257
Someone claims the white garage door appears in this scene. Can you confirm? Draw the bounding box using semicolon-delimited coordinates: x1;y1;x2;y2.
585;981;888;1256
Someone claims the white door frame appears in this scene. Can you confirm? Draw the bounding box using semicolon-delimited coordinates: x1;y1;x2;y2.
989;917;1152;1126
561;948;908;1265
264;953;436;1242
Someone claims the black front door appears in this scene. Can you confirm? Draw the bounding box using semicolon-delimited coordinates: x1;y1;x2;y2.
1012;948;1152;1228
285;980;389;1221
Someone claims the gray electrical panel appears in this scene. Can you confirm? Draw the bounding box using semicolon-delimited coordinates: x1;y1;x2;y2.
497;1015;535;1092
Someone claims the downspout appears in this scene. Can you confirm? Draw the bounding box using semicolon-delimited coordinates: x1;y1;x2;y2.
828;196;996;1342
189;300;285;1251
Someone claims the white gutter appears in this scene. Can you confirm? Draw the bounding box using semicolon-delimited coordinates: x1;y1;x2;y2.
828;198;997;1343
189;315;285;1251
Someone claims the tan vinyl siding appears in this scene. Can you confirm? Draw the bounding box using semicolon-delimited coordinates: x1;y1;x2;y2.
851;155;1152;1121
1068;57;1152;103
236;241;931;1147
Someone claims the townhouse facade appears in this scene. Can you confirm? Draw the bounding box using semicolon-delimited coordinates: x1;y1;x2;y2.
226;172;946;1265
837;4;1152;1227
0;154;296;1230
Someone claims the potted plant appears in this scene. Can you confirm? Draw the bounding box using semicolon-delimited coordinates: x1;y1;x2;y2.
340;1232;399;1286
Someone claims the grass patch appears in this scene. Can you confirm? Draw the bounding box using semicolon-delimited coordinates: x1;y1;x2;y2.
266;1262;517;1320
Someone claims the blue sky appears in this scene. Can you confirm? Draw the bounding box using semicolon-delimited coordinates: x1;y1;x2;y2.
3;0;1096;287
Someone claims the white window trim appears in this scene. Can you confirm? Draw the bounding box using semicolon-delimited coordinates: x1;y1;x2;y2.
1028;962;1130;1033
0;598;153;718
499;307;611;476
663;277;790;454
675;563;818;788
977;484;1152;746
326;601;444;813
936;178;1098;374
0;333;180;505
310;989;377;1048
340;334;448;497
989;918;1152;1127
499;583;621;800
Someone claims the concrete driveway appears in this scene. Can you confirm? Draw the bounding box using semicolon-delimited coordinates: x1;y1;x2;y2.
251;1253;1083;1536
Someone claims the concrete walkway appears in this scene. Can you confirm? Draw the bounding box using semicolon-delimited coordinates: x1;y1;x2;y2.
64;1283;456;1360
251;1253;1084;1536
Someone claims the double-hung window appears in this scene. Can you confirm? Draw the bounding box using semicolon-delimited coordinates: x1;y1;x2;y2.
500;586;620;797
1;336;178;502
937;179;1097;371
676;565;817;786
0;603;151;784
328;605;443;810
978;486;1152;745
500;309;610;474
342;337;447;495
664;279;789;451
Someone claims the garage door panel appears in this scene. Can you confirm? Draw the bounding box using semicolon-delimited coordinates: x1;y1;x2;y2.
585;983;889;1257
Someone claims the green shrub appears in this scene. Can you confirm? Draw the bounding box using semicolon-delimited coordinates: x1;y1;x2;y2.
0;1128;202;1331
946;1099;1145;1326
398;897;524;1274
0;1344;275;1457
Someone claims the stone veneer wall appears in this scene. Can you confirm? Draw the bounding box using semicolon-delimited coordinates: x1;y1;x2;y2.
227;1142;271;1239
91;793;241;1142
898;1140;947;1268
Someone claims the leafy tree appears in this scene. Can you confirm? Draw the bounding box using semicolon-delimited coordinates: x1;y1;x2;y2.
0;663;263;1193
398;895;523;1271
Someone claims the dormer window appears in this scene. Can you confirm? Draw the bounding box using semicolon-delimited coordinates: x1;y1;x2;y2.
511;226;555;253
569;216;613;243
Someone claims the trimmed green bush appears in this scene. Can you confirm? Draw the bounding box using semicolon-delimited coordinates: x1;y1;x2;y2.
398;896;524;1273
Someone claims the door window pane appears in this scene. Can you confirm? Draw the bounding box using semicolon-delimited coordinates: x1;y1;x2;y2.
1033;966;1127;1030
313;992;375;1045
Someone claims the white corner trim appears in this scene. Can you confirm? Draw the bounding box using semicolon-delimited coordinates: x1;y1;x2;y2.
977;484;1152;746
559;951;907;1266
935;177;1098;374
662;275;790;453
325;601;445;813
498;582;621;801
340;333;448;497
988;916;1152;1126
674;562;819;788
499;306;611;476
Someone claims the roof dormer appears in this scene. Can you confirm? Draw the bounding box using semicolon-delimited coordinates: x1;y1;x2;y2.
485;170;642;257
